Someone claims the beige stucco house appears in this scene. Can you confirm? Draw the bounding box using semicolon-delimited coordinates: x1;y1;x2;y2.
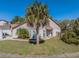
0;19;61;39
11;18;61;39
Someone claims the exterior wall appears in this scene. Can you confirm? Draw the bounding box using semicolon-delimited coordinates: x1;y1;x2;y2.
12;29;17;38
52;28;61;37
29;26;48;39
0;29;11;39
2;29;11;35
49;19;61;37
0;19;61;39
12;19;61;39
27;18;61;39
12;23;37;39
12;23;29;38
53;29;57;37
28;27;36;39
39;27;46;39
0;20;11;39
0;30;2;39
49;19;60;29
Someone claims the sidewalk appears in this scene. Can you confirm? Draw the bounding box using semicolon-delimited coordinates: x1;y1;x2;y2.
0;52;79;58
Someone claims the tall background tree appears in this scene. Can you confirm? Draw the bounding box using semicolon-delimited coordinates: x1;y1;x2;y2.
59;19;71;32
73;18;79;36
25;1;49;45
11;16;25;24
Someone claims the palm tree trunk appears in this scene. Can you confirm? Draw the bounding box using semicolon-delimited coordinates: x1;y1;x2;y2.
36;33;39;45
36;28;40;45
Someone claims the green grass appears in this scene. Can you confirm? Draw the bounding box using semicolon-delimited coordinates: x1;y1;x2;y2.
0;38;79;56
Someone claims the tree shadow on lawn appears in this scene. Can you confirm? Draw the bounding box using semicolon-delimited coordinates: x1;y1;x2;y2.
29;39;45;44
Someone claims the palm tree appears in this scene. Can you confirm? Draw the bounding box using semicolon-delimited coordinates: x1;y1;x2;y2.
25;1;49;45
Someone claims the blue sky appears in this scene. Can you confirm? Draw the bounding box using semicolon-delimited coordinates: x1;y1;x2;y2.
0;0;79;21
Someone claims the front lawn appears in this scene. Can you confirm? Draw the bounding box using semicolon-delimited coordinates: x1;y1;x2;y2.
0;38;79;56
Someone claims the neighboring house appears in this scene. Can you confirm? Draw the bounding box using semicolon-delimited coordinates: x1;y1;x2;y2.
0;19;61;39
0;20;11;39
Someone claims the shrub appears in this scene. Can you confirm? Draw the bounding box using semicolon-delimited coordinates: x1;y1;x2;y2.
61;29;79;45
16;28;29;39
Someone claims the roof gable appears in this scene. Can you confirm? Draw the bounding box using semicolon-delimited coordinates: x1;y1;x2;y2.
49;18;61;29
12;18;61;30
0;20;8;23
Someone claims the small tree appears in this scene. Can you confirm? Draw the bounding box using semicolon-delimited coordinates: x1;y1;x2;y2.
16;28;29;39
25;1;49;45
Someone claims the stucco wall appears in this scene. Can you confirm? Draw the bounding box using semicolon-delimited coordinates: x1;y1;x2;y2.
49;19;61;30
39;26;46;39
0;30;2;39
12;23;29;38
28;27;36;39
49;19;61;37
2;29;11;35
12;19;61;39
